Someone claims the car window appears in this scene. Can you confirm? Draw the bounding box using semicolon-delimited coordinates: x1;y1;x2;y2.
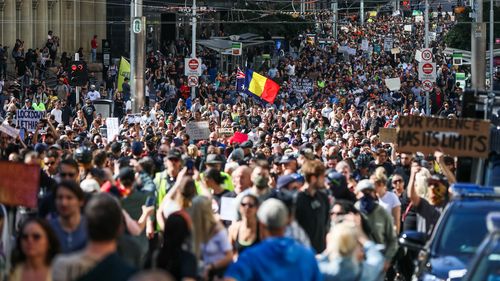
470;241;500;281
437;207;500;256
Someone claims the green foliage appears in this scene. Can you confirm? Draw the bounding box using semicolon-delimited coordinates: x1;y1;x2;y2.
444;5;500;51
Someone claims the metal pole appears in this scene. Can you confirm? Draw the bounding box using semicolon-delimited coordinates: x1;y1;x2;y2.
132;0;145;112
471;0;486;91
191;0;196;99
75;53;80;105
332;0;337;40
490;0;494;100
424;0;430;115
360;0;364;25
130;0;135;111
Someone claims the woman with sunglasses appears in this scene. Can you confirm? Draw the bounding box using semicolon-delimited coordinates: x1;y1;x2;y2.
228;194;260;260
10;218;60;281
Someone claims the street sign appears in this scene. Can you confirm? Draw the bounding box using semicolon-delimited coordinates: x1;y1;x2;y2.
422;80;433;91
133;17;142;34
184;58;202;76
453;53;463;66
188;75;199;87
232;42;242;56
418;62;436;82
421;48;433;62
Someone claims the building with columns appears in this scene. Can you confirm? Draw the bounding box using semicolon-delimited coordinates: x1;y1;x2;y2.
0;0;106;57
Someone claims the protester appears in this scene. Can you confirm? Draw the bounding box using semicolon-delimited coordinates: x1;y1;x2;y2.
52;193;137;281
224;198;322;281
228;194;260;259
10;218;60;281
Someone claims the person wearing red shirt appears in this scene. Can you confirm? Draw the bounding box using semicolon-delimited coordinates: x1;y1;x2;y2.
90;35;98;62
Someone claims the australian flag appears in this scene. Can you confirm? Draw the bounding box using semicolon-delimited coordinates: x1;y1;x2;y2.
236;68;246;92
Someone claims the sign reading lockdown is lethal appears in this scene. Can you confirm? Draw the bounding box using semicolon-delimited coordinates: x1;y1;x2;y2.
397;116;490;158
17;110;44;132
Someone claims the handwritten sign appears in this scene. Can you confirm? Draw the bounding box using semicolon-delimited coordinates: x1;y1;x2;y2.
218;127;234;136
186;121;210;140
126;114;141;124
379;128;397;143
16;110;44;132
397;116;490;158
289;77;314;94
0;123;20;138
0;162;40;208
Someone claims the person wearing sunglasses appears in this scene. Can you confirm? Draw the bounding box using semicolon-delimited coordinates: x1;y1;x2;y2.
228;194;260;260
10;218;60;281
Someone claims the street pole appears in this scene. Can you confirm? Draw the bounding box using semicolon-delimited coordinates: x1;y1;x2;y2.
130;0;135;112
470;0;487;184
332;0;337;40
131;0;145;112
360;0;364;25
75;53;80;105
424;0;430;116
191;0;196;99
490;0;494;105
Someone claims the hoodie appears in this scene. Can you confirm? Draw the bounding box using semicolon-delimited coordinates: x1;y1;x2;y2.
225;236;322;281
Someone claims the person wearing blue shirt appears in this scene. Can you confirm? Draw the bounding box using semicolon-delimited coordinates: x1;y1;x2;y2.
224;198;322;281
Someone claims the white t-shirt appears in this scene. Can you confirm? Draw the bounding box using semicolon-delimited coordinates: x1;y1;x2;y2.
87;90;101;101
378;191;401;216
50;108;63;124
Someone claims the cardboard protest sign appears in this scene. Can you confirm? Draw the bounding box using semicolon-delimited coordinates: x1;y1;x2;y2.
289;77;314;94
397;116;490;158
126;114;142;124
186;121;210;140
16;110;44;132
385;78;401;91
0;162;40;208
218;127;234;136
0;123;20;138
379;128;397;143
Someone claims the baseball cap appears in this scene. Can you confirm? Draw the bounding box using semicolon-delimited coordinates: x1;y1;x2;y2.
279;154;297;164
276;173;304;190
131;141;143;156
167;149;182;160
206;153;224;164
356;179;375;193
240;140;253;149
80;179;100;193
257;198;289;230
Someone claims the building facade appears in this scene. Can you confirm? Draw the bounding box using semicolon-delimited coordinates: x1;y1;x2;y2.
0;0;106;57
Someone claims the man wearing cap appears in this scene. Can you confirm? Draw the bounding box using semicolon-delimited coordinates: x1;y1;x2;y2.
407;166;447;238
153;149;183;209
276;173;304;192
224;199;322;281
196;153;234;194
355;179;398;271
240;140;253;162
280;154;298;175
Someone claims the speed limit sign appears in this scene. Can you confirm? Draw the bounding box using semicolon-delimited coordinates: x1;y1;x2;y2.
421;48;433;62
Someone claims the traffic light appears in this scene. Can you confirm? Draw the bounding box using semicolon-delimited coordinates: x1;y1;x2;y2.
68;61;88;87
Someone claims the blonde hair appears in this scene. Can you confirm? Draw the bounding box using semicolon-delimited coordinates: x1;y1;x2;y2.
191;196;218;259
373;167;388;185
187;145;198;158
328;221;359;258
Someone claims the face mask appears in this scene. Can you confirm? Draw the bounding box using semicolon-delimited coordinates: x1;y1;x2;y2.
359;195;377;214
253;175;269;189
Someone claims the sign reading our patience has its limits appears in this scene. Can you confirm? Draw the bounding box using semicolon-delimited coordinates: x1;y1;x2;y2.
397;116;490;158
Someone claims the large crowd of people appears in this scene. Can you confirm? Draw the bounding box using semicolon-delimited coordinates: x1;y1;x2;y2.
0;9;466;281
